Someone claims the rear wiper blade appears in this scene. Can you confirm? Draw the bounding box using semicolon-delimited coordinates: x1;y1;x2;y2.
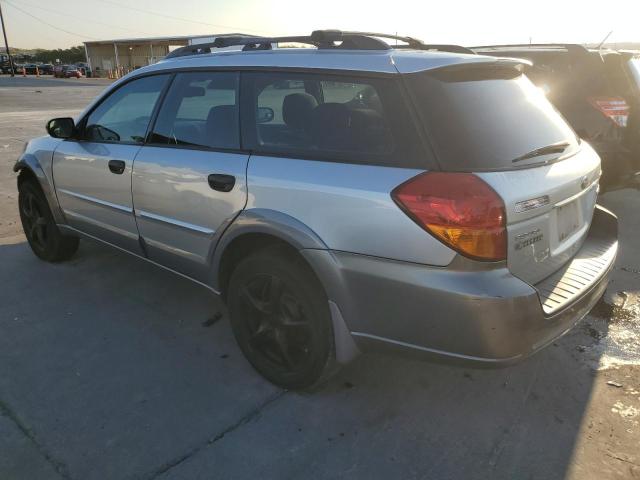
511;141;571;164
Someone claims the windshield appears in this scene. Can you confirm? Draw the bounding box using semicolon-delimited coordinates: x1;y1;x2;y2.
628;57;640;88
406;65;579;171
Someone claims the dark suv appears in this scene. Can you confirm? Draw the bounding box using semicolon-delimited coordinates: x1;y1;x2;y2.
472;44;640;192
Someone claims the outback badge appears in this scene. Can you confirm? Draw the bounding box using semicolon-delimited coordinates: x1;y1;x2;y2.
514;229;544;250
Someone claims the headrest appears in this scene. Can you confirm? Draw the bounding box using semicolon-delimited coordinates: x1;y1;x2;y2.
309;103;351;150
282;93;318;128
205;105;238;149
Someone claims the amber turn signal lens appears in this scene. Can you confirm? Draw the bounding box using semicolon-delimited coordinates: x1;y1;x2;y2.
392;172;506;261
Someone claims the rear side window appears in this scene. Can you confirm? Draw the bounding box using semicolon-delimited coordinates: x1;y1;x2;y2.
149;71;239;150
242;72;426;167
406;66;579;171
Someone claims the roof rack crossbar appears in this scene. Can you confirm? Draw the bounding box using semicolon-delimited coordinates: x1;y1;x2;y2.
166;31;392;59
338;31;474;54
339;31;424;47
165;30;474;59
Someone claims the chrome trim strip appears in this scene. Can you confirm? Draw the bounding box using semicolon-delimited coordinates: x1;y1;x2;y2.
62;209;139;240
58;189;133;213
135;209;215;235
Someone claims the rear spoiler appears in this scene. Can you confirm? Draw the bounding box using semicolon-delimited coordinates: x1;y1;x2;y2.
426;57;533;75
470;44;590;56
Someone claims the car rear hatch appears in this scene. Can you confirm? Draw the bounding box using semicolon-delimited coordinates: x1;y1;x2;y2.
405;61;614;302
620;54;640;181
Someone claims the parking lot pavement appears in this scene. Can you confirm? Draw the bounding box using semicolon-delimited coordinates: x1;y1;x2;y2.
1;76;639;480
0;76;113;242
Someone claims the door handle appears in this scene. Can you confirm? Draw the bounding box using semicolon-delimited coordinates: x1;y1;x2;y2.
208;174;235;192
108;160;126;175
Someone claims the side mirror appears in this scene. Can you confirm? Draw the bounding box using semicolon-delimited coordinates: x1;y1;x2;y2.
257;107;274;124
46;117;75;139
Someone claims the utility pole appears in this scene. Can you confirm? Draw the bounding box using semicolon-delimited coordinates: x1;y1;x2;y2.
0;0;15;76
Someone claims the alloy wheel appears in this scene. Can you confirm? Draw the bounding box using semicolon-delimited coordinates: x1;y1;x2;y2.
238;273;315;374
21;190;49;253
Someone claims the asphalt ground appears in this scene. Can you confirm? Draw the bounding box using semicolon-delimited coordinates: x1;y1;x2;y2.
1;75;639;480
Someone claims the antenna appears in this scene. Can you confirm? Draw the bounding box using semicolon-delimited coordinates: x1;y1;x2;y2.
597;30;613;50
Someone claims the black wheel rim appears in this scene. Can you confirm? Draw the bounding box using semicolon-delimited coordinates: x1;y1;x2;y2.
21;191;48;252
238;274;314;374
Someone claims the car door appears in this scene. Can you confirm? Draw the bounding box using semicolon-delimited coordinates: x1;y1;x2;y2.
53;74;170;254
132;71;249;282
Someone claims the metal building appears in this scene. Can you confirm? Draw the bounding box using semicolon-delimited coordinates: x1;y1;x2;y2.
83;34;248;77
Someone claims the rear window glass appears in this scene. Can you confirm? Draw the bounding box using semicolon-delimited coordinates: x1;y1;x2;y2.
602;54;636;96
406;66;579;171
628;58;640;88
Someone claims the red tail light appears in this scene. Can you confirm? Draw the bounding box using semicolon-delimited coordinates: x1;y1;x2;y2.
392;172;507;261
589;96;629;128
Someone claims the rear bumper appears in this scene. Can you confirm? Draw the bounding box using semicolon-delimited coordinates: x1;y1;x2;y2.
303;205;618;366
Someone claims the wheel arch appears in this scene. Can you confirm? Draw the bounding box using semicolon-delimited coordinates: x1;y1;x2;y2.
14;155;44;183
213;208;360;364
212;208;328;296
14;155;65;224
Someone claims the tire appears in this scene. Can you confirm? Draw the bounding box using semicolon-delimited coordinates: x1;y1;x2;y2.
18;180;79;262
227;246;336;390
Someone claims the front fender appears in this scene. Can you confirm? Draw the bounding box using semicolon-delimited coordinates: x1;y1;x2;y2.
14;154;65;224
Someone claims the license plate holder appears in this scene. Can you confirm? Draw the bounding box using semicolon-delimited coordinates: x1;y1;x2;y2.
556;200;581;243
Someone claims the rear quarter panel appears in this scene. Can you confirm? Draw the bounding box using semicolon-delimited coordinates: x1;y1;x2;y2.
245;155;457;265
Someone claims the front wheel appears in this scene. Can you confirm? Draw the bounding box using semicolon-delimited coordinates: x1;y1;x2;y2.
227;246;336;390
18;180;79;262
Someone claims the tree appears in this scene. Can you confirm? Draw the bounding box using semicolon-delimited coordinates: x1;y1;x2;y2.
32;46;85;64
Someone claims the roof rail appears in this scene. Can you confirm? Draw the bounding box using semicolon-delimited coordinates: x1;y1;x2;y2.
165;30;474;59
166;31;389;59
349;31;475;54
470;43;590;55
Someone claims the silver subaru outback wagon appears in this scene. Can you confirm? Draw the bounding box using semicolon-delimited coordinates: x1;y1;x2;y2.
15;31;618;389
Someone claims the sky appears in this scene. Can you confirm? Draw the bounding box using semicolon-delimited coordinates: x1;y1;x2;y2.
1;0;639;50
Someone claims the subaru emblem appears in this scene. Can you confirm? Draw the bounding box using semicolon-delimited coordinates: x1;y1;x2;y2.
580;175;589;190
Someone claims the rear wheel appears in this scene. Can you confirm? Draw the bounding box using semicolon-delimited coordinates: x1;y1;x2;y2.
227;246;335;390
18;180;79;262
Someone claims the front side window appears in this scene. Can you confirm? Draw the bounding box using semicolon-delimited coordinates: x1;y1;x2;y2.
149;71;240;150
243;72;423;166
83;74;169;143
